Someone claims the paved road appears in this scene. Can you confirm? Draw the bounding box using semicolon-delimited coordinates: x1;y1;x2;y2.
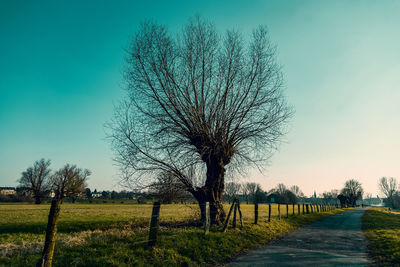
227;208;370;266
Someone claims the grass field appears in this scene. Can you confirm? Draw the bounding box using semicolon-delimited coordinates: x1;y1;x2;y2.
0;202;341;266
362;207;400;266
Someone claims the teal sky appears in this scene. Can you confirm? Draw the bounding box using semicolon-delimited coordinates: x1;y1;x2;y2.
1;0;399;196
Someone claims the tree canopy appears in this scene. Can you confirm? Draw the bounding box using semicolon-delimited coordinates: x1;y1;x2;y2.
338;179;363;207
18;158;51;204
109;17;292;223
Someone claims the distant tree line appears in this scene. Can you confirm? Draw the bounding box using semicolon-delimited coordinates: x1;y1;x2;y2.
222;182;305;205
7;162;396;210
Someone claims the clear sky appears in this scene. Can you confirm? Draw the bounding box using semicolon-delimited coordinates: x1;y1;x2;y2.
1;0;399;197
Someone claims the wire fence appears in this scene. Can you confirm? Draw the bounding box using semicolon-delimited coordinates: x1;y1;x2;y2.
141;200;339;247
6;200;339;261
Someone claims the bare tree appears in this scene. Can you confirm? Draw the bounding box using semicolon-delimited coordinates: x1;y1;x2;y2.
340;179;363;207
320;192;329;205
330;189;339;205
321;189;339;205
39;164;90;267
244;182;258;204
241;183;250;204
18;159;51;204
275;183;287;196
289;185;304;199
150;170;188;204
224;182;241;204
108;17;292;224
269;183;297;204
378;177;398;208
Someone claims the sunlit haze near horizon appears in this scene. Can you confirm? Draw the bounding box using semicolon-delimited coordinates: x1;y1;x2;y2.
1;0;399;197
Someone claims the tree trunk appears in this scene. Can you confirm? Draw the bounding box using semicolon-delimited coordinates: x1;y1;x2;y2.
189;155;228;225
204;157;226;225
38;198;63;267
35;196;41;204
192;189;207;221
198;199;206;221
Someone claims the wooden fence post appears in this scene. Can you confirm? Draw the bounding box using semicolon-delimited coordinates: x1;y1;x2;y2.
306;204;310;214
232;201;238;228
292;203;295;216
222;200;236;232
254;203;259;224
302;204;305;214
286;204;289;218
298;204;300;215
316;204;319;212
278;204;281;220
237;199;243;229
148;202;161;247
310;204;313;213
268;203;271;222
204;202;210;235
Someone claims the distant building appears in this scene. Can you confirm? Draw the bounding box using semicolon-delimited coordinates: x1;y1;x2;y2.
0;187;16;196
92;193;102;198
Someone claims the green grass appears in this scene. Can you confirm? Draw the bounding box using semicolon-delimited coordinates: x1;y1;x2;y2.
0;202;342;266
362;207;400;266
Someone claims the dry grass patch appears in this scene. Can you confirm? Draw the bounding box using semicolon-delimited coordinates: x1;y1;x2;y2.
362;207;400;265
